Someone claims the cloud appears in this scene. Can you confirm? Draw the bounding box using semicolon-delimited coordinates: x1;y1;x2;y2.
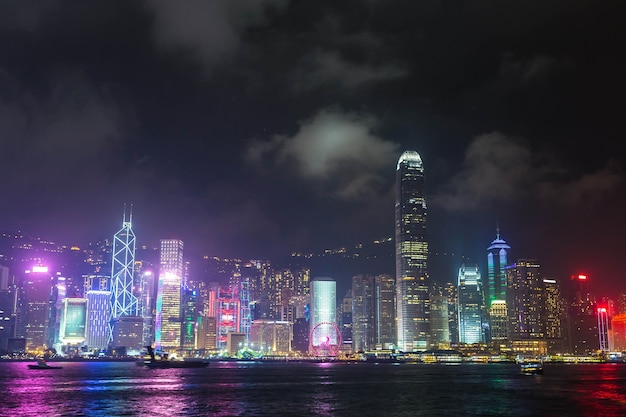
432;131;624;211
0;71;124;192
245;107;399;200
431;132;533;210
0;0;62;32
144;0;288;72
538;159;623;206
499;53;561;85
293;49;407;92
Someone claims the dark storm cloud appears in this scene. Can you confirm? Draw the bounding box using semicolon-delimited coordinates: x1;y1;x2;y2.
245;107;399;200
0;0;623;291
143;0;289;72
292;49;407;92
431;132;624;211
0;70;123;191
0;0;61;31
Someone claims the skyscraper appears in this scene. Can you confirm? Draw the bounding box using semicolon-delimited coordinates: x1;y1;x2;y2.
430;282;451;349
543;278;565;354
568;274;598;354
352;274;376;352
506;260;543;340
395;150;429;351
85;290;111;351
486;228;510;306
486;228;510;344
155;239;184;351
110;207;138;344
457;264;484;344
375;274;396;350
24;266;53;352
309;277;338;356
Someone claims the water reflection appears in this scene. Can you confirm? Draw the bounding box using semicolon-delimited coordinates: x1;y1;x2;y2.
2;361;626;417
572;364;626;416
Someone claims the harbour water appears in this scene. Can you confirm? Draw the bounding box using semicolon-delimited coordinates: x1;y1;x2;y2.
1;361;625;416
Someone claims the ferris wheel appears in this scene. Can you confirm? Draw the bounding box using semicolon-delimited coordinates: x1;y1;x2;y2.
309;321;342;357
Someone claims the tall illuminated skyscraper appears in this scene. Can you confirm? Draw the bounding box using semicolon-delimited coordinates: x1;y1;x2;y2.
486;228;510;306
155;239;184;351
395;150;430;351
110;207;138;320
24;266;53;352
457;265;483;344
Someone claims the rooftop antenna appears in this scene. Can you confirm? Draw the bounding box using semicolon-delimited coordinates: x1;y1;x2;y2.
496;221;500;240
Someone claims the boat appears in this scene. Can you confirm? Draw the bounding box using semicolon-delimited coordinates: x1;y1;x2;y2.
364;351;406;364
28;359;63;370
143;346;209;369
520;361;543;375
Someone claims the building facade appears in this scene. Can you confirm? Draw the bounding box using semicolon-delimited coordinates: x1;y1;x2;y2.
506;260;544;342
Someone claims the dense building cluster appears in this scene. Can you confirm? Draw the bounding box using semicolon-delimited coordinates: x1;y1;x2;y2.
0;151;625;360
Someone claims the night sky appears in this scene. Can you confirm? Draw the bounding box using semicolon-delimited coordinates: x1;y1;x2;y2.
0;1;624;294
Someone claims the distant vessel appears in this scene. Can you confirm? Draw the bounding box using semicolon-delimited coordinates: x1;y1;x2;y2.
520;361;543;375
28;359;63;370
143;346;209;369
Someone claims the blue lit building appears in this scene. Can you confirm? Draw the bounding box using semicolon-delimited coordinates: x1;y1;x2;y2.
486;228;510;306
458;264;484;344
309;277;338;355
110;207;138;343
86;290;111;351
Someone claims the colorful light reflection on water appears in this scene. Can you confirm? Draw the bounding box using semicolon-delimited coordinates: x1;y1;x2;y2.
1;361;626;416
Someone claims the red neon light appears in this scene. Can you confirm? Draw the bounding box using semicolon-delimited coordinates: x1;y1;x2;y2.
598;308;607;313
578;274;587;281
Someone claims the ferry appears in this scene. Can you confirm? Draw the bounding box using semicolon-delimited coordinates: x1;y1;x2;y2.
520;361;543;374
143;346;209;369
28;359;63;370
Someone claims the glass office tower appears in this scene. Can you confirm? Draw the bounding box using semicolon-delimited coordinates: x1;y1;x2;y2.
155;239;184;351
395;150;429;351
457;264;483;344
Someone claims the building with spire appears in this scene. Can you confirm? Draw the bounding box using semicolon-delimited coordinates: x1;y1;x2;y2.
109;206;142;350
110;206;138;320
486;227;510;305
486;228;510;344
395;150;430;351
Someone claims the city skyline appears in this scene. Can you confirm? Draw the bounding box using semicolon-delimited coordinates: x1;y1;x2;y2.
0;1;624;297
